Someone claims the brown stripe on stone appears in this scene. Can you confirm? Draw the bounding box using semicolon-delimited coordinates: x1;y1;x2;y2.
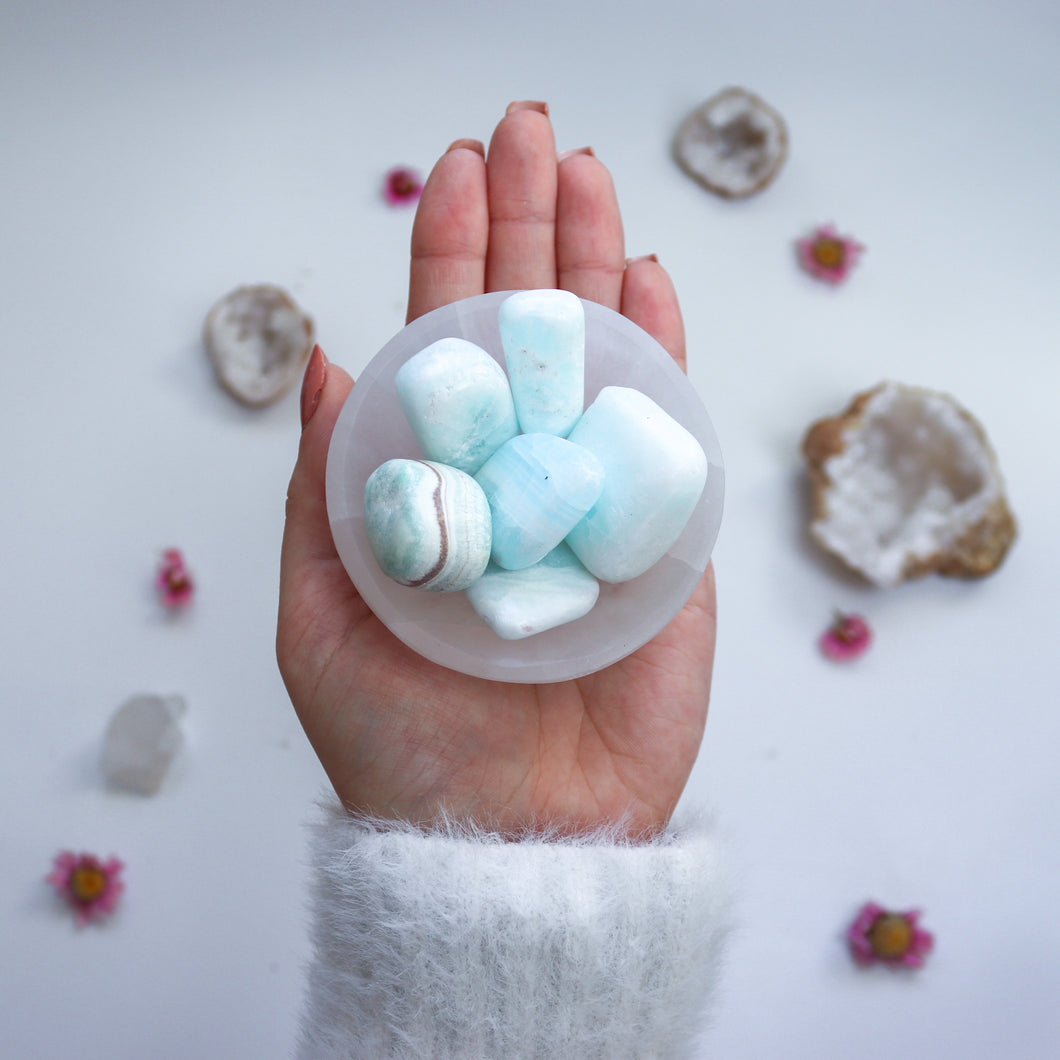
405;461;449;588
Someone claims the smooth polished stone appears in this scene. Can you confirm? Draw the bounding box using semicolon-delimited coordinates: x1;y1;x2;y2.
364;459;491;592
475;433;605;571
566;386;708;582
100;694;186;795
499;289;585;436
395;338;518;474
465;544;600;640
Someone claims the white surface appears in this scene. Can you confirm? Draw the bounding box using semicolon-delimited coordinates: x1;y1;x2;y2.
2;1;1058;1057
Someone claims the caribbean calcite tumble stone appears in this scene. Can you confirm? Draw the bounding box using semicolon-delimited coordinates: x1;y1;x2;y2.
363;459;492;591
499;289;585;437
566;386;708;583
465;543;600;640
475;433;605;571
394;338;518;475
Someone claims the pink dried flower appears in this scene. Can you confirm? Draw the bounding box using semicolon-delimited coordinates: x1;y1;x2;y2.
157;548;193;608
47;851;125;927
819;611;871;661
383;166;423;206
797;224;864;284
848;901;934;968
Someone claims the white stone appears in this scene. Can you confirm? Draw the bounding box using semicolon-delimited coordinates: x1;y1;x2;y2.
101;694;186;795
465;544;600;640
566;386;708;582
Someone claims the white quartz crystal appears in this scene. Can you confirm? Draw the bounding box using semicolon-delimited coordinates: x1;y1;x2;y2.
395;338;519;474
566;387;708;582
100;694;186;795
465;544;600;640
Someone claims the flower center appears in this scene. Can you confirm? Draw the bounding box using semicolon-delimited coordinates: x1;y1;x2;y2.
70;864;107;903
868;913;913;959
391;172;416;196
812;237;846;270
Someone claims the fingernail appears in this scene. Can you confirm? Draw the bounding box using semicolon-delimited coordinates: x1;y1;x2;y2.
446;138;486;157
300;344;328;430
558;146;595;162
625;253;660;266
506;100;549;116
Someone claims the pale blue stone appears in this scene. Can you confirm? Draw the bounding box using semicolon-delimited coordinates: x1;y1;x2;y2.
395;338;518;474
475;433;604;571
363;459;491;592
465;544;600;640
566;386;708;582
499;289;585;436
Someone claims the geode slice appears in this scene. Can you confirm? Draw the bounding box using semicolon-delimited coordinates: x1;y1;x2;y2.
674;87;789;199
802;382;1017;587
203;284;314;406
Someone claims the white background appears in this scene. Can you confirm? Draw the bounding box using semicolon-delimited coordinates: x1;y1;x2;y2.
3;1;1058;1057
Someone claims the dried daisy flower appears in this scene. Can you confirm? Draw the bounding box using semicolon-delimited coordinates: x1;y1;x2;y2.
803;382;1016;586
157;548;194;608
819;611;871;661
796;224;864;284
848;902;934;968
47;851;125;927
383;166;424;206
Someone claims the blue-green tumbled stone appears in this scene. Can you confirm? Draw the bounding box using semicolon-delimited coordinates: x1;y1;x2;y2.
465;544;600;640
499;289;585;437
395;338;518;474
363;458;491;592
475;433;604;571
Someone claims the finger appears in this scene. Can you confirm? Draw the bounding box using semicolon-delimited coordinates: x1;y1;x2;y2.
485;101;558;292
619;255;688;373
407;141;489;323
555;148;625;309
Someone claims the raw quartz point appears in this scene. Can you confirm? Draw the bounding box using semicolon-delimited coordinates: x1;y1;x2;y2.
395;338;519;475
465;543;600;640
202;284;314;406
101;694;186;796
499;289;585;436
803;381;1017;587
475;433;604;571
364;458;492;591
673;86;789;199
566;386;708;583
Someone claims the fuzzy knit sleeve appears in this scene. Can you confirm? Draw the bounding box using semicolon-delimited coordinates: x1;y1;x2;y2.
298;802;731;1059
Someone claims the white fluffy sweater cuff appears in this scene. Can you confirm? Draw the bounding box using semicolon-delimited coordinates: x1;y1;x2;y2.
299;803;730;1059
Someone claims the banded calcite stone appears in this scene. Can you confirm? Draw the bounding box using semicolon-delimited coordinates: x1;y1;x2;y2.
394;338;518;474
465;544;600;640
363;459;491;592
566;386;708;583
499;289;585;437
475;433;604;571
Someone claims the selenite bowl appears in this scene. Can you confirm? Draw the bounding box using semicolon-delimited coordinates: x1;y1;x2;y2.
326;291;724;683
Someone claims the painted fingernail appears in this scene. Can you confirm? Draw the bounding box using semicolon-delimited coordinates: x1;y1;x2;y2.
558;146;595;162
506;100;549;116
300;344;328;430
625;253;660;266
447;138;486;157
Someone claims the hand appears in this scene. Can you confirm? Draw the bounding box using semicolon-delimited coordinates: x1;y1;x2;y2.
277;102;717;838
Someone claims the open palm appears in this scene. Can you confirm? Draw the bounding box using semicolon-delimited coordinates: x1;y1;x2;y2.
277;103;717;838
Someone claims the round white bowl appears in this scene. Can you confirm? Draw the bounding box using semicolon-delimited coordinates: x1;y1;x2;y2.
326;291;724;683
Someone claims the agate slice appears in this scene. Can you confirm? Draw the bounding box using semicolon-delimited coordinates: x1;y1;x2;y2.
202;284;314;406
363;458;492;592
674;87;789;199
803;381;1017;587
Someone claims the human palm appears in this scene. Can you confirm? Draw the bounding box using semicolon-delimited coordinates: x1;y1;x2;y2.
277;102;717;838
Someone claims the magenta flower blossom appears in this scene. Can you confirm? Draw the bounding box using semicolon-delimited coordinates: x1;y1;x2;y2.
383;166;423;206
47;851;125;927
157;548;194;608
797;224;864;284
820;611;871;661
848;902;934;968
